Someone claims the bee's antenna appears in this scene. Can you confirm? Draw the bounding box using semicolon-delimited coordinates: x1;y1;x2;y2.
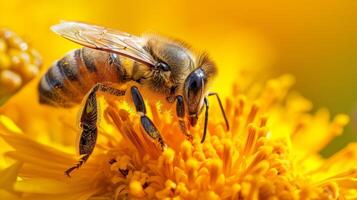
208;92;230;131
201;93;230;143
201;98;209;143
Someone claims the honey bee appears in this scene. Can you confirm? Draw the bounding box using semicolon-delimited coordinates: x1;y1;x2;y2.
38;21;229;176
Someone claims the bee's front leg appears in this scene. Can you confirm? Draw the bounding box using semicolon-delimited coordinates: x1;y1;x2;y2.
175;95;193;141
65;83;125;177
130;86;166;151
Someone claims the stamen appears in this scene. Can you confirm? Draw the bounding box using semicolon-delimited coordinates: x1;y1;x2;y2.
243;125;257;155
259;116;268;128
107;107;146;156
246;103;259;125
244;147;272;176
186;157;199;184
221;139;233;174
206;158;222;185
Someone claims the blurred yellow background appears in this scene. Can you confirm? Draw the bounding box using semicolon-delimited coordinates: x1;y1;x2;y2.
0;0;356;156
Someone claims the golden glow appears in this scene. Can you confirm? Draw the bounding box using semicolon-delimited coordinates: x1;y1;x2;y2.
0;0;356;199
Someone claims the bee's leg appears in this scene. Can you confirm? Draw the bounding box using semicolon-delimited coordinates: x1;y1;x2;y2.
130;86;166;151
201;98;209;143
175;95;193;141
208;92;230;131
65;83;125;177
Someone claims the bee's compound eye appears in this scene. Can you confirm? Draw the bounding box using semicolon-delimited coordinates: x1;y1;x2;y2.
157;62;170;71
184;68;205;114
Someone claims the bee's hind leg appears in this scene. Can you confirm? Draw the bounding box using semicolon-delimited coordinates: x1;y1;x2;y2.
130;86;166;151
65;83;125;177
175;95;193;141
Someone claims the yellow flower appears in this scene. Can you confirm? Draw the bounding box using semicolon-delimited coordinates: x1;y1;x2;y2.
0;74;356;199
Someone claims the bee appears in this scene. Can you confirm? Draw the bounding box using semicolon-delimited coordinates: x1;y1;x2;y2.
38;21;229;176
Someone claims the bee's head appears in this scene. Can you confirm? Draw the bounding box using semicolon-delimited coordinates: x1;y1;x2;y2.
144;37;195;95
183;54;216;127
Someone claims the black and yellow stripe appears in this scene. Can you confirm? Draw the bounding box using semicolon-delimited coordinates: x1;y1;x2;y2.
38;47;134;107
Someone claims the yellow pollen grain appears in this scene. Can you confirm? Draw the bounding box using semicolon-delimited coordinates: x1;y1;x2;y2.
129;180;146;198
162;148;175;164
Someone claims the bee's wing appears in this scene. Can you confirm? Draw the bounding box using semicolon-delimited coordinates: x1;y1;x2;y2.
51;21;157;67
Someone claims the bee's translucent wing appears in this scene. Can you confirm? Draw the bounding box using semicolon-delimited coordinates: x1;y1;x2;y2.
51;21;157;67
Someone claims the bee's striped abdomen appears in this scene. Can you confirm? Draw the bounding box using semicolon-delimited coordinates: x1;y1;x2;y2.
38;47;131;107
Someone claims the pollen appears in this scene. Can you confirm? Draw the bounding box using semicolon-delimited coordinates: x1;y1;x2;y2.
0;29;42;103
129;180;146;198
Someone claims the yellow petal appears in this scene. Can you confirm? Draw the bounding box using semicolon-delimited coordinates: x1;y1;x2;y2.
0;161;22;190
